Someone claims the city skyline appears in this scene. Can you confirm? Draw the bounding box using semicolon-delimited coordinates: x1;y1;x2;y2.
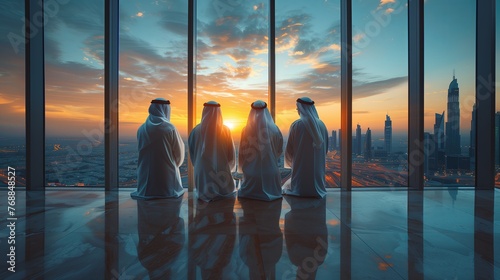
0;0;498;141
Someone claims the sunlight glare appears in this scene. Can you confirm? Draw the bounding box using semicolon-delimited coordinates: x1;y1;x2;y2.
224;120;235;130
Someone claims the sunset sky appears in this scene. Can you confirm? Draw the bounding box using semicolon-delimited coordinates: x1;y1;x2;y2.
0;0;498;144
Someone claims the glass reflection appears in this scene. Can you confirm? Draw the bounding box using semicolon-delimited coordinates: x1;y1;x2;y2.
238;198;283;279
189;198;236;279
136;197;185;279
473;190;495;279
284;196;328;279
25;191;45;278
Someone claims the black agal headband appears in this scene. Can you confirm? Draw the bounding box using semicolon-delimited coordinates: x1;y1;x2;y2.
203;102;221;107
151;99;170;104
297;98;314;105
251;101;267;109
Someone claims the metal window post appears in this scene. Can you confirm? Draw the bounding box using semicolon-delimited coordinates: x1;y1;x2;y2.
188;0;197;192
268;0;276;121
105;0;119;190
340;0;352;191
408;0;424;190
475;0;495;190
25;0;45;191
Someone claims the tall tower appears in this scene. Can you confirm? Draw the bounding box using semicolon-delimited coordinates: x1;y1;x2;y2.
384;114;392;155
364;127;372;160
356;124;362;155
434;111;445;151
445;73;461;155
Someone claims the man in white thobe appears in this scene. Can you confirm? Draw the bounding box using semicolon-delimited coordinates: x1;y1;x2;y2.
132;98;185;199
283;97;328;198
188;101;236;201
238;100;283;201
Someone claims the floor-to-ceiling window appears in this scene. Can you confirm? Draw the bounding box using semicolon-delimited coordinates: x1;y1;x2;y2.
424;0;476;187
0;1;26;187
276;0;341;187
195;0;270;178
351;0;408;187
119;0;188;188
1;1;498;190
44;0;105;187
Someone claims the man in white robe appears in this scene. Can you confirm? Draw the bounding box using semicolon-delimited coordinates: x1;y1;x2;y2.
283;97;328;198
188;101;236;201
132;98;185;199
238;100;283;201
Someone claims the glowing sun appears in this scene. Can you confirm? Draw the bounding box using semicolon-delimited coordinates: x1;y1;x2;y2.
224;120;236;130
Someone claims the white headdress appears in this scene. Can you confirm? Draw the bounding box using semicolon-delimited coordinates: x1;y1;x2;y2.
138;98;172;150
296;97;323;149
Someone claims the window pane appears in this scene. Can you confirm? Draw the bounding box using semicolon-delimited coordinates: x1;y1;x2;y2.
424;0;475;187
195;0;269;161
276;0;341;188
0;1;25;187
44;0;105;187
119;0;188;188
352;0;408;187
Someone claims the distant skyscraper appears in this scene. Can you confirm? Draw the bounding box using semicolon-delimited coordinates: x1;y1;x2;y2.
446;73;461;155
469;104;476;170
434;111;445;151
331;130;337;151
364;128;372;160
433;111;446;171
356;124;362;155
384;114;392;155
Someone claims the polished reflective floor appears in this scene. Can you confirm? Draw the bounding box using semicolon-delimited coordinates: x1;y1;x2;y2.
0;188;498;279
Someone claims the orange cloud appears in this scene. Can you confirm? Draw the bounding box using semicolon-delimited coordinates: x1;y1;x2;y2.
380;0;396;5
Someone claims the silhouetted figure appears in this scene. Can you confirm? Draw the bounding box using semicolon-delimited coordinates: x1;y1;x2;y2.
238;100;283;201
189;101;236;202
136;197;185;279
132;98;185;199
284;196;328;280
189;198;237;279
283;97;329;198
238;198;283;279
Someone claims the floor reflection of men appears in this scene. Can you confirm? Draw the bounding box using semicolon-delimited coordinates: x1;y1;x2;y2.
239;198;283;279
284;196;328;280
136;197;184;279
189;197;237;279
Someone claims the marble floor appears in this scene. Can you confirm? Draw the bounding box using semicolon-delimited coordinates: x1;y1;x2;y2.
0;188;498;280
